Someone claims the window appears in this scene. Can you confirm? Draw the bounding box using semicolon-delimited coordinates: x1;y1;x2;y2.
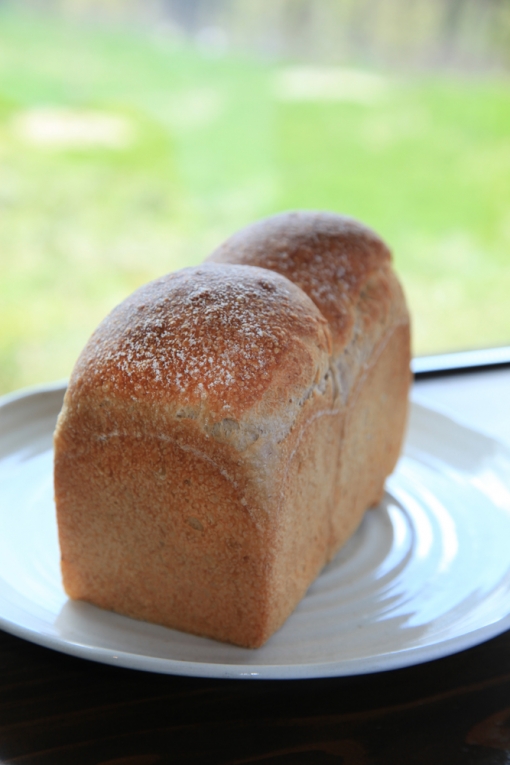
1;1;509;394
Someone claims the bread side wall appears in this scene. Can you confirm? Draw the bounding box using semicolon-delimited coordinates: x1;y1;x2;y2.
329;320;411;556
55;404;279;648
54;370;340;648
264;388;341;637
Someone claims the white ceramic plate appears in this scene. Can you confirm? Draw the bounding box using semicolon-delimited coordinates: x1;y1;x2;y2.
1;382;510;679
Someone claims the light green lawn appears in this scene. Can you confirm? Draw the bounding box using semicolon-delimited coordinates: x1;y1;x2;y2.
1;10;510;395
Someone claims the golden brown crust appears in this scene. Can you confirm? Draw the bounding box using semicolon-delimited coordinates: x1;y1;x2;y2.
208;211;392;355
55;385;340;647
54;211;411;648
207;210;411;561
54;262;340;648
329;321;411;555
69;263;332;422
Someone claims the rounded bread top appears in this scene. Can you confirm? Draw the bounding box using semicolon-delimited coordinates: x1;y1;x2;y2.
207;211;392;354
69;263;332;421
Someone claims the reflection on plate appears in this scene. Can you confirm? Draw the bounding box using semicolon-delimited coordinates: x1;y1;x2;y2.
1;382;510;679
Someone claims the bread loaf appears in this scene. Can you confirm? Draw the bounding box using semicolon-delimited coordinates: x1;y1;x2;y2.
208;211;411;554
54;211;410;648
54;263;341;648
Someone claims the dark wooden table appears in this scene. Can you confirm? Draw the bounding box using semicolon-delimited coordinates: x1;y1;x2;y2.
1;624;510;764
2;359;510;765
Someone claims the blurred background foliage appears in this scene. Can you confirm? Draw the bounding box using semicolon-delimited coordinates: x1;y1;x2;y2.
1;0;510;394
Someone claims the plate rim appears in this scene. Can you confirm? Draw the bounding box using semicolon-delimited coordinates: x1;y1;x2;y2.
1;381;510;680
2;605;510;680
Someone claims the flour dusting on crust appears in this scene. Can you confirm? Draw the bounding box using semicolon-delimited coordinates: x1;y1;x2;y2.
72;263;331;418
208;211;391;354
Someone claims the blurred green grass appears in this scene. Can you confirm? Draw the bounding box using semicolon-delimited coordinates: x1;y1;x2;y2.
1;9;510;395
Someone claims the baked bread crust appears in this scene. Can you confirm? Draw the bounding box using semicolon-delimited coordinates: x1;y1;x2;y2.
207;210;393;356
55;211;411;648
208;211;411;555
54;263;341;647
